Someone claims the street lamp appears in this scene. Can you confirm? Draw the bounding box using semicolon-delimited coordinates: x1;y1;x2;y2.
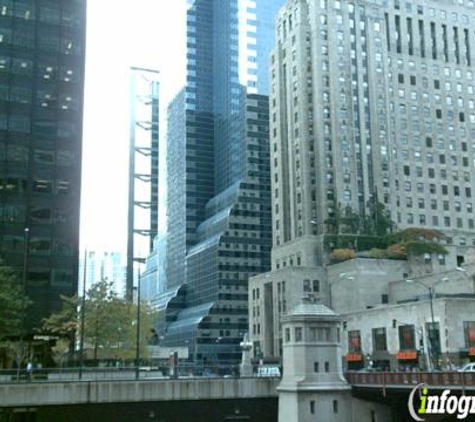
79;249;88;380
17;227;29;381
135;268;142;380
215;336;223;375
406;277;448;370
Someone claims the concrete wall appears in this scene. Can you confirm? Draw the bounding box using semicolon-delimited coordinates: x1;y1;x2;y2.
0;378;279;408
328;259;409;313
278;391;392;422
329;258;475;313
342;298;475;370
389;264;475;303
351;398;392;422
249;266;328;359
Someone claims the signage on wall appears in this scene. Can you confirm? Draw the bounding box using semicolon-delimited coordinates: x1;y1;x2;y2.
397;350;418;360
346;353;363;362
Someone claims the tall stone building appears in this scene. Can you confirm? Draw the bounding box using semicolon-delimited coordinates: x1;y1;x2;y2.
250;0;475;360
0;1;86;329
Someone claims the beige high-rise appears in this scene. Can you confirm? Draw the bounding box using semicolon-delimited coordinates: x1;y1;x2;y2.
250;0;475;361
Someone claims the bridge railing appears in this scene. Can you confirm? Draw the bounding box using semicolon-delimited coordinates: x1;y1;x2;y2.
0;364;275;383
345;371;475;388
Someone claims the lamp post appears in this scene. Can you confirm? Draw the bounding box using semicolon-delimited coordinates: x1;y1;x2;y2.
16;227;29;381
79;249;87;380
406;277;448;370
135;268;141;380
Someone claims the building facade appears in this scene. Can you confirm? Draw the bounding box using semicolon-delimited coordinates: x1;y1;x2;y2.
278;299;391;422
270;0;475;258
79;251;127;298
163;93;272;365
342;298;475;371
250;0;475;360
156;0;287;365
0;1;86;329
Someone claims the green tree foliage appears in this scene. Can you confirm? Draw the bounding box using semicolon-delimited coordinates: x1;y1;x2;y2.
387;228;448;256
324;202;394;237
0;259;29;340
324;204;446;261
43;278;157;364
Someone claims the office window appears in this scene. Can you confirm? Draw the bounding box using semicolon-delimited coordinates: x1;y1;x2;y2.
372;327;387;351
295;327;302;342
464;321;475;347
399;325;415;350
285;328;290;342
348;330;361;353
313;279;320;292
303;279;311;292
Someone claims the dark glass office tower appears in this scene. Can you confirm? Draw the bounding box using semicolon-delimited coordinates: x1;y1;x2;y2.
158;0;285;366
0;1;86;331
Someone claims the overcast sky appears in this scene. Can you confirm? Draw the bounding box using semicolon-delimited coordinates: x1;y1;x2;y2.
80;0;187;253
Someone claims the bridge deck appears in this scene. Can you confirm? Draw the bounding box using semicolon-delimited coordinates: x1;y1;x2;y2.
0;377;279;408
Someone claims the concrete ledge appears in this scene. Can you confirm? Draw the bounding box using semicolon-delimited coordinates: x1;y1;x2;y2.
0;378;279;408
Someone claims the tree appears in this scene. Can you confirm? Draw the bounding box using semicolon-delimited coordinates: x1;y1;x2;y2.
41;294;80;363
0;259;29;340
387;228;448;256
42;278;158;364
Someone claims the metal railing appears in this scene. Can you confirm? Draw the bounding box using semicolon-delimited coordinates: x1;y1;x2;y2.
346;371;475;389
0;364;265;384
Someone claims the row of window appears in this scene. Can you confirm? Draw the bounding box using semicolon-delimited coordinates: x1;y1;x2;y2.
1;236;74;256
0;27;81;55
0;177;72;195
0;146;75;167
397;181;472;198
0;2;83;29
400;213;475;229
0;205;74;225
284;326;337;343
0;84;79;110
400;197;473;213
0;56;79;83
0;115;79;139
348;321;475;353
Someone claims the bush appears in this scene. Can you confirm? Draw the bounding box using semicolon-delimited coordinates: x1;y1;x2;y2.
386;243;407;259
330;248;356;262
366;248;389;259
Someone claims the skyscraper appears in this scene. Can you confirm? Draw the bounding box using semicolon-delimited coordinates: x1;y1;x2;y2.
250;0;475;360
79;251;127;298
0;1;86;329
158;0;286;365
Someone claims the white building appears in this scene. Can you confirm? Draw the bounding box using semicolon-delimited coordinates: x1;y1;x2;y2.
78;251;126;298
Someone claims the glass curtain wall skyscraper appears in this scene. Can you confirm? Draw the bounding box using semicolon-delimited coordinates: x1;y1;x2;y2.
0;1;86;331
160;0;285;365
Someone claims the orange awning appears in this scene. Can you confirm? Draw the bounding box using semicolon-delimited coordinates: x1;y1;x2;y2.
346;353;363;362
397;350;418;360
